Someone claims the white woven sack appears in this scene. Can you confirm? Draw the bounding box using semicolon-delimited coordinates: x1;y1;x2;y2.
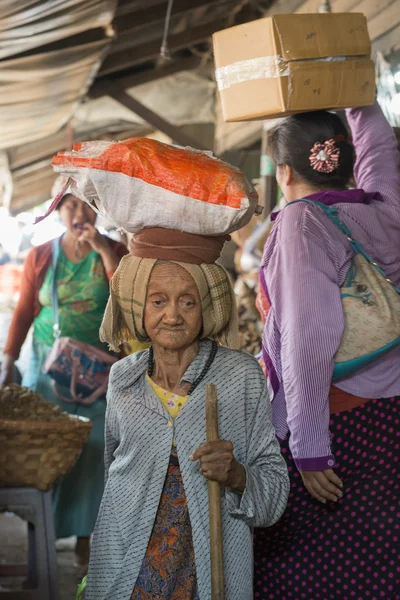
52;139;261;236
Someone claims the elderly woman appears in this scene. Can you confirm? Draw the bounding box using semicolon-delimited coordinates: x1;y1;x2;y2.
84;229;289;600
254;102;400;599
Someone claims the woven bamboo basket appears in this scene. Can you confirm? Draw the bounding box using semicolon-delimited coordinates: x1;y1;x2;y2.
0;415;92;491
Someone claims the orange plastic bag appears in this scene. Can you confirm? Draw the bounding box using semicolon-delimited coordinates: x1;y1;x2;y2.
50;138;260;235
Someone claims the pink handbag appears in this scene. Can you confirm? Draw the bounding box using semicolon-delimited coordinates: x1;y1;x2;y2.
43;337;116;405
42;239;116;405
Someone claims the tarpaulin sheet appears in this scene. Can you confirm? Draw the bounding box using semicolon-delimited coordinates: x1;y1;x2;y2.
0;0;116;150
0;39;110;150
0;0;117;60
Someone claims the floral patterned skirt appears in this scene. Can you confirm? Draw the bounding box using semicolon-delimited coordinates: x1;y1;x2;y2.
131;449;199;600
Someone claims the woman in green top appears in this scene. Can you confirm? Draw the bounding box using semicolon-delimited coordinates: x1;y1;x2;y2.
3;192;127;567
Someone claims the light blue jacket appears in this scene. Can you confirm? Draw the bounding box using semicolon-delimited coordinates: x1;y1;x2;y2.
85;341;289;600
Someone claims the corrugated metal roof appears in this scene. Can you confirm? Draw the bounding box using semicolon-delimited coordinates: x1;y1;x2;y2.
0;0;275;213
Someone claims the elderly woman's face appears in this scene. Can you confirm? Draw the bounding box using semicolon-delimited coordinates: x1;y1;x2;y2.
144;263;202;350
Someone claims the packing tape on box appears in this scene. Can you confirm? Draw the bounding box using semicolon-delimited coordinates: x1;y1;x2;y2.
215;55;348;92
216;56;289;91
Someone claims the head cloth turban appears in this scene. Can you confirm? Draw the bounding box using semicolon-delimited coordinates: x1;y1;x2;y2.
100;228;239;350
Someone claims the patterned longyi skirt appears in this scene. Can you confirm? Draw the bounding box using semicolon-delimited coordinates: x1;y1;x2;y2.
254;397;400;600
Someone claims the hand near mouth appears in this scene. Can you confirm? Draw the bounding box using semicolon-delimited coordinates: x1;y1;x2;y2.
77;223;109;254
73;223;120;274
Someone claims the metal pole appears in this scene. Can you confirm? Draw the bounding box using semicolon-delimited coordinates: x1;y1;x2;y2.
260;122;277;216
319;0;332;13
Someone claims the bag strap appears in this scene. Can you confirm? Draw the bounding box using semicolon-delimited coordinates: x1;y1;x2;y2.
293;199;399;292
51;237;61;340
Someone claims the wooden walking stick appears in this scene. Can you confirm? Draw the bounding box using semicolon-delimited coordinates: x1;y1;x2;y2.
205;384;225;600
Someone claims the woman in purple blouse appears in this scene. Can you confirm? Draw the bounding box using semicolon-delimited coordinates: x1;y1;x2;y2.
254;102;400;600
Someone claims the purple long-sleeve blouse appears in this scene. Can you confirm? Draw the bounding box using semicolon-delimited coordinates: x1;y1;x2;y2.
261;102;400;471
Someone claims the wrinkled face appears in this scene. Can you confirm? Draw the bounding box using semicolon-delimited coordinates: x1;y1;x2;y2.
144;263;202;350
58;194;96;237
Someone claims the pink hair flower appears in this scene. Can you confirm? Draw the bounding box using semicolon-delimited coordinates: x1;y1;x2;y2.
309;138;340;174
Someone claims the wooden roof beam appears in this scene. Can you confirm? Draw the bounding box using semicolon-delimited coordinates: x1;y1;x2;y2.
99;18;226;76
104;83;208;149
116;0;169;17
91;55;201;97
114;0;224;34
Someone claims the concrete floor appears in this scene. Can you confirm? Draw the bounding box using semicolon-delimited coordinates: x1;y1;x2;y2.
0;513;82;600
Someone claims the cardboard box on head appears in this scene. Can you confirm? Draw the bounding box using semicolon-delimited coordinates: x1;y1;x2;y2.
213;13;375;121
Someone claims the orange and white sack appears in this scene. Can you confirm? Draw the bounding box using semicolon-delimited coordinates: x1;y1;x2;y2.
51;138;261;236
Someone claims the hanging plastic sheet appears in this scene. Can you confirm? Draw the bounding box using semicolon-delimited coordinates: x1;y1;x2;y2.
0;39;110;150
0;0;117;60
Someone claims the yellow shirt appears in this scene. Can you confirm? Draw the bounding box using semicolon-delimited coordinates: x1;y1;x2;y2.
125;340;151;354
146;375;189;419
